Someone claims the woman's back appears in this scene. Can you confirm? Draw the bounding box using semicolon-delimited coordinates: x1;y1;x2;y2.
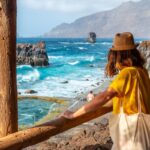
110;67;150;114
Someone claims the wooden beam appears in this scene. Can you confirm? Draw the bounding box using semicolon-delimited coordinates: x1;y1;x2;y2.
0;0;18;137
0;105;112;150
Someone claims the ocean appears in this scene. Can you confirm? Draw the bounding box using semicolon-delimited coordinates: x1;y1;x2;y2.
16;38;142;126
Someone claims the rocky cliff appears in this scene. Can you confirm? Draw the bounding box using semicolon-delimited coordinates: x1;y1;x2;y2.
44;0;150;38
17;41;49;67
138;41;150;73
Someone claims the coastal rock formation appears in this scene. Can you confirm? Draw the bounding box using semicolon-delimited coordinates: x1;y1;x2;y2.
17;41;49;66
87;32;96;43
24;117;112;150
138;41;150;73
24;90;38;94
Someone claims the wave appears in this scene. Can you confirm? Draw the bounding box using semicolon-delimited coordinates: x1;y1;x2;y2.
100;57;106;60
17;69;106;99
85;56;95;62
48;56;64;59
51;47;58;50
17;69;40;83
73;42;90;45
17;65;32;69
68;61;80;65
78;47;87;50
59;42;70;44
101;42;112;45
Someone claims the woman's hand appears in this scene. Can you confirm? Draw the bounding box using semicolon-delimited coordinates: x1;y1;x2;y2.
60;110;74;119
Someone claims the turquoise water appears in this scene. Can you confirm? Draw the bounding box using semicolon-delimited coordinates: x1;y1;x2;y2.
18;99;57;126
17;38;111;98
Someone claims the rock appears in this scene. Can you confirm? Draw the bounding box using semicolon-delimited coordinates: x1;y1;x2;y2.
99;118;109;126
80;129;87;138
16;41;49;67
23;118;112;150
61;81;69;84
25;90;38;94
96;82;100;85
38;41;46;49
87;32;96;43
18;92;21;95
138;41;150;74
86;129;96;138
71;134;81;141
81;98;87;101
89;64;95;67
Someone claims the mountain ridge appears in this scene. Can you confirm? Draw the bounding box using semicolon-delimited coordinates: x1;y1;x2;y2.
44;0;150;38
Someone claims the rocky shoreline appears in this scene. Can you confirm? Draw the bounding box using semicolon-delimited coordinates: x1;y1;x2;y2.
17;41;49;66
24;115;112;150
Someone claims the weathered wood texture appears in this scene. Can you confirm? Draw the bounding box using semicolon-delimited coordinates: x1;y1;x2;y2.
0;105;112;150
0;0;18;137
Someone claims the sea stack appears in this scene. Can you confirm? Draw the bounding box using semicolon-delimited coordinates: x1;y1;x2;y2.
87;32;96;43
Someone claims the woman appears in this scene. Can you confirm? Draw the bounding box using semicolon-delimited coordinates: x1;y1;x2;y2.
62;32;150;149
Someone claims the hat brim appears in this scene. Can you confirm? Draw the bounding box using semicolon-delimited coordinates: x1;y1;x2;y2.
110;44;139;51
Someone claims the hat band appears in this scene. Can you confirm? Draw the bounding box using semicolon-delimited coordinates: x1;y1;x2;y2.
111;45;136;51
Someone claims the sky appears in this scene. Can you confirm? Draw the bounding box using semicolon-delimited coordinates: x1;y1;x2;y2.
17;0;141;37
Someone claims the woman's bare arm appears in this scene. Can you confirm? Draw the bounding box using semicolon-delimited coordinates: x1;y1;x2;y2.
62;87;117;119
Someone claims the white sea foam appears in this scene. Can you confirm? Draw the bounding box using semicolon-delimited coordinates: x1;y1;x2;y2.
17;59;106;99
73;42;90;45
17;65;32;69
78;47;86;50
85;56;95;62
101;42;112;45
59;42;70;44
17;69;40;83
100;57;106;60
68;61;79;65
98;52;105;55
22;70;105;98
48;56;64;59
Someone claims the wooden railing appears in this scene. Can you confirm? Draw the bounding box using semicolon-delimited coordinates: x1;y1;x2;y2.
0;104;112;150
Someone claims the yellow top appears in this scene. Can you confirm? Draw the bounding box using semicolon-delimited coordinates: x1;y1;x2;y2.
109;67;150;114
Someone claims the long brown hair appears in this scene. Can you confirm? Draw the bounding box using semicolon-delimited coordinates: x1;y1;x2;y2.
105;49;145;77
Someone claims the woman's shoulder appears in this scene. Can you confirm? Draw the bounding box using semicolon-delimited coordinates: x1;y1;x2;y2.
120;67;149;78
119;67;134;75
118;67;140;78
120;66;143;74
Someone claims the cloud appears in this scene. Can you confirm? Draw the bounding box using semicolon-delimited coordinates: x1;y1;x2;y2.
20;0;141;14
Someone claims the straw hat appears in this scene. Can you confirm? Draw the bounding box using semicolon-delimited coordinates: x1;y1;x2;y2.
110;32;137;51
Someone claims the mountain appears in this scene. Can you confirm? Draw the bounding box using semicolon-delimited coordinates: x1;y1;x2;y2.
44;0;150;38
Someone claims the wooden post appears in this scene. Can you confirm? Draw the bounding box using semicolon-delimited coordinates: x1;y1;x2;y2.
0;0;18;137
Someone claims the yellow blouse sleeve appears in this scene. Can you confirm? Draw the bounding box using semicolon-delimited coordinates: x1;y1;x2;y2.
109;69;131;96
